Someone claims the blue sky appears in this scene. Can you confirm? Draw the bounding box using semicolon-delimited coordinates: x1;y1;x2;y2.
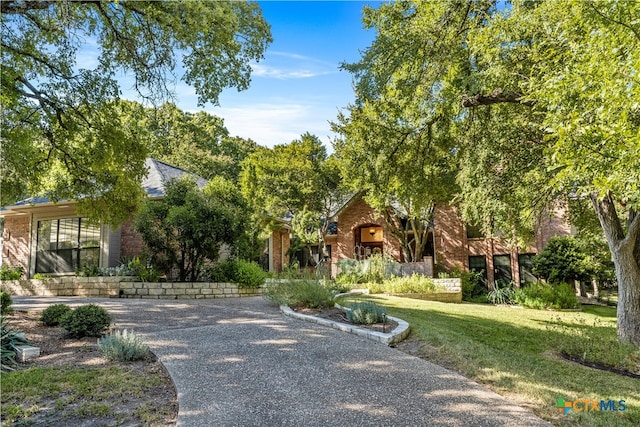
171;1;380;149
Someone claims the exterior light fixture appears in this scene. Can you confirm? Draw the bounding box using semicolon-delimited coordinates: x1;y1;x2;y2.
369;227;376;237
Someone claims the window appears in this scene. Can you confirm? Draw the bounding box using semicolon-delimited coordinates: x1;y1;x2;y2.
466;223;484;239
35;218;101;274
518;253;537;286
468;255;487;285
493;254;512;286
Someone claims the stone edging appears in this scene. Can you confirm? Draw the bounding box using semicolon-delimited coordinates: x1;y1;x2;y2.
279;305;410;346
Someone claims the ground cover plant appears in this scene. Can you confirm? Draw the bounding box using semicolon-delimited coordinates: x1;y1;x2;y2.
263;279;334;309
0;310;176;425
345;295;639;427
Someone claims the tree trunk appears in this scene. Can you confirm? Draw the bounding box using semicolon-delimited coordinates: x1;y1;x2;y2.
591;194;640;345
592;279;599;299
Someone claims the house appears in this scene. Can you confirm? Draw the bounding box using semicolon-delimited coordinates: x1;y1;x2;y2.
285;194;571;286
0;159;207;278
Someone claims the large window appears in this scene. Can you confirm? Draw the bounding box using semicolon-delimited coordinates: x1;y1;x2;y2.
518;253;537;286
493;254;512;286
35;218;101;274
468;255;487;286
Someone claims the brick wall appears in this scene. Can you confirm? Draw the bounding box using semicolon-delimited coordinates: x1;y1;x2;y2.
119;219;145;260
271;228;290;272
433;204;467;272
335;196;402;266
1;216;30;274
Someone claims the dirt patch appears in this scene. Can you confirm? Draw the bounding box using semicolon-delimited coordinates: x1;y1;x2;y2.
291;306;399;333
2;310;178;426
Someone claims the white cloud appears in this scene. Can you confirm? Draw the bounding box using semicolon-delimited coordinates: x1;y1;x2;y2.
207;102;335;148
250;63;330;79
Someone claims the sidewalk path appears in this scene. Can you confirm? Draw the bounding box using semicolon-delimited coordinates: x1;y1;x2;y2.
13;296;551;427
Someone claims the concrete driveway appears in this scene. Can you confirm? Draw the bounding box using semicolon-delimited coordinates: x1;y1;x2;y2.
13;296;551;427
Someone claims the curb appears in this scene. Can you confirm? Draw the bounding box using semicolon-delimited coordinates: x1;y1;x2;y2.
280;305;410;345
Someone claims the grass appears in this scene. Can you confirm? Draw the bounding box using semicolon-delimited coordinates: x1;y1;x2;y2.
0;366;166;425
342;295;639;427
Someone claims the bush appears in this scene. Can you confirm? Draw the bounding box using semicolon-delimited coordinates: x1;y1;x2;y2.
59;304;111;338
532;236;592;284
461;271;487;301
514;282;579;309
128;257;160;282
346;302;386;325
0;266;23;281
335;255;399;285
487;282;516;305
76;264;102;277
231;260;267;288
1;315;28;372
98;329;149;361
1;291;13;315
263;280;334;309
40;304;72;326
374;274;442;294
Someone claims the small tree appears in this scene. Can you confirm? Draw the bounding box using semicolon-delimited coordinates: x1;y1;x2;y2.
134;176;247;281
532;236;592;285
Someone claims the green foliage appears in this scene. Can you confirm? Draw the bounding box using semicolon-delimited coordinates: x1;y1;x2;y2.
0;266;23;281
32;273;52;280
369;274;443;295
98;330;149;362
59;305;111;338
341;0;640;343
346;302;386;325
2;1;271;220
240;133;345;252
127;257;160;283
514;283;579;310
532;236;592;284
40;304;73;327
232;260;268;289
208;259;267;288
134;176;248;281
461;271;488;301
487;283;516;305
546;316;640;375
335;255;398;285
75;264;103;278
1;291;13;315
263;280;335;309
1;315;29;372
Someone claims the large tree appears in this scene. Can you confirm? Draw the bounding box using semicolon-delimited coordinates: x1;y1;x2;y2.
345;0;640;344
143;102;258;182
1;0;271;224
240;133;344;259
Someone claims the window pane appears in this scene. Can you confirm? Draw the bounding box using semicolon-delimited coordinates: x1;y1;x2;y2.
469;255;487;285
493;254;512;285
57;218;78;249
518;254;537;286
80;219;100;249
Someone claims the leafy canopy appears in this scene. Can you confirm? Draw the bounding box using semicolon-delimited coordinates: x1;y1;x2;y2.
1;0;271;225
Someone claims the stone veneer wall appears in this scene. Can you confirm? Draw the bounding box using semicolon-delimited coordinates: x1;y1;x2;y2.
1;277;261;299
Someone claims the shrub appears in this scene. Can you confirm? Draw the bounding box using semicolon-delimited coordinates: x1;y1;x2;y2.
346;302;386;325
263;280;334;309
231;260;267;288
76;264;102;277
532;236;592;284
487;282;516;305
514;282;579;309
32;273;52;280
40;304;72;326
1;315;28;371
461;271;487;301
98;329;149;361
0;266;23;281
59;304;111;338
128;257;160;282
377;274;442;294
1;291;13;315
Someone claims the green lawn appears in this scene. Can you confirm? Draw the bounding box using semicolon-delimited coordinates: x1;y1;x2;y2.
342;295;639;427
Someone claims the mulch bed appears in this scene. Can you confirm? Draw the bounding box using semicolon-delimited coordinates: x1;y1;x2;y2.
560;352;640;379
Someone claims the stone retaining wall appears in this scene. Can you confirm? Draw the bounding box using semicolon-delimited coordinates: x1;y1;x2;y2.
0;278;261;299
389;291;462;303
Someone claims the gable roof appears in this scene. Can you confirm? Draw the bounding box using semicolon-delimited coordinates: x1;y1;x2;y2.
0;158;207;216
143;158;207;198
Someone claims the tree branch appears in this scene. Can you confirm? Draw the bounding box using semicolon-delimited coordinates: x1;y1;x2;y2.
461;88;535;108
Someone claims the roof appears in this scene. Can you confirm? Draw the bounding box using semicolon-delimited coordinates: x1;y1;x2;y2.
0;158;207;216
